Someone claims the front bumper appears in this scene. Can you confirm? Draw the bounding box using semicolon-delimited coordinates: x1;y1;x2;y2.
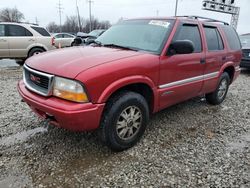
18;80;105;131
240;59;250;68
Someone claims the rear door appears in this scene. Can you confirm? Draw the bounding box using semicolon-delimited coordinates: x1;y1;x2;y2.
0;24;9;57
202;25;227;93
6;24;35;58
62;34;74;47
159;22;206;109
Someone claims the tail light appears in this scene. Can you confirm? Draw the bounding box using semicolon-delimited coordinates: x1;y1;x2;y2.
51;37;55;46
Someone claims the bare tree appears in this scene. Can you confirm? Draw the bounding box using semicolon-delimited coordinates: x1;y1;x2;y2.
47;22;60;33
0;7;24;22
47;16;111;34
84;18;111;33
62;16;80;33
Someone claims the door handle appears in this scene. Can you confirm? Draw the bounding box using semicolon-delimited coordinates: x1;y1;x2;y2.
28;39;35;42
200;58;206;64
0;39;7;42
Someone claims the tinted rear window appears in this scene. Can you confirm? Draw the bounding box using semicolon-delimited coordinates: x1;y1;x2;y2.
31;26;50;36
204;26;224;51
221;25;241;50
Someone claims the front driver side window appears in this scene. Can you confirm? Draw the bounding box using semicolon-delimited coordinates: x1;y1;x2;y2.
173;24;202;53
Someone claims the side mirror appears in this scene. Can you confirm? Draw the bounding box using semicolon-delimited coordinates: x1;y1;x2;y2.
168;40;195;55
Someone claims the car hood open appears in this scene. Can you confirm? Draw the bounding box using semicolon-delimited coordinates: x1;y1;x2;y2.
26;46;143;78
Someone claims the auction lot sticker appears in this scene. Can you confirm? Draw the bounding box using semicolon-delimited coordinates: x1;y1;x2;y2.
149;20;170;28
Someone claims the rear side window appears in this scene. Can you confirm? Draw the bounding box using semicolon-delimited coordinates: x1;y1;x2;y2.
173;24;202;53
31;26;51;36
7;25;33;37
221;25;241;50
63;34;74;38
0;25;5;36
55;34;63;38
204;26;224;51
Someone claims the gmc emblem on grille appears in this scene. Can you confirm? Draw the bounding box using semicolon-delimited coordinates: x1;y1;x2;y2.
30;74;41;84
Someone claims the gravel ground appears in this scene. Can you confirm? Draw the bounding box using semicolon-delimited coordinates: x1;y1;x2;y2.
0;65;249;187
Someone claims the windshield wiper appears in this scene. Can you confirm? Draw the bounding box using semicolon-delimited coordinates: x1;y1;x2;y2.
103;43;139;51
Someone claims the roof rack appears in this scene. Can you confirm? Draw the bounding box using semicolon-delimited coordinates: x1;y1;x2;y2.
177;15;229;25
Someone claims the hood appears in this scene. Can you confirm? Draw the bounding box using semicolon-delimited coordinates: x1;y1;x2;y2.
26;46;143;78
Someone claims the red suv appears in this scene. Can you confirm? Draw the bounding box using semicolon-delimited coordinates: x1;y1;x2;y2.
18;16;242;151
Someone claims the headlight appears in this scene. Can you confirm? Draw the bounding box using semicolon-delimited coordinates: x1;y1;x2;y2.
53;77;89;103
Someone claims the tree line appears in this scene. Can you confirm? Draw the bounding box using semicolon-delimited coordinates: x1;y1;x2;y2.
47;16;111;34
0;7;111;33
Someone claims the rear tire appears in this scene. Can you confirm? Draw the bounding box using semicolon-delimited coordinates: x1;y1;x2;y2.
98;91;149;151
206;72;230;105
28;48;45;57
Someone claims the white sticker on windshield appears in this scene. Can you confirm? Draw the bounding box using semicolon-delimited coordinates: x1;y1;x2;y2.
149;20;170;28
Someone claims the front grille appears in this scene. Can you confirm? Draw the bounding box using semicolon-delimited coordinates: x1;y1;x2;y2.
23;64;54;96
242;49;250;59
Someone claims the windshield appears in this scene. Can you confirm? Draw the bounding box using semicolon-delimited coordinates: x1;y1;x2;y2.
88;30;103;37
240;35;250;48
96;19;174;54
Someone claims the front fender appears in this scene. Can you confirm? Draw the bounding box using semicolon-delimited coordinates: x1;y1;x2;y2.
97;75;158;111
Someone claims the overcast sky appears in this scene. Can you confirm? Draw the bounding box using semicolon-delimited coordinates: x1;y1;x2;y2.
1;0;249;34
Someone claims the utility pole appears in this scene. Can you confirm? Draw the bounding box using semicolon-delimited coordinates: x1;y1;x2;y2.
88;0;94;32
57;0;63;32
175;0;179;16
76;0;81;31
35;17;39;25
156;10;159;17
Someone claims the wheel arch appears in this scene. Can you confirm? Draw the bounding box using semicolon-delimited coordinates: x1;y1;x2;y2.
27;45;47;57
97;76;158;113
219;62;236;84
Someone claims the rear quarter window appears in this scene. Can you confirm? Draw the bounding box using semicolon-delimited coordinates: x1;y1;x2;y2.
221;25;241;50
31;26;51;36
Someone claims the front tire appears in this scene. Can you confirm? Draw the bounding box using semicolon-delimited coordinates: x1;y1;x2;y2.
28;48;45;57
98;91;149;151
206;72;230;105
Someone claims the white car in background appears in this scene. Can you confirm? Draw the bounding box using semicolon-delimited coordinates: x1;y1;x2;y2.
53;33;75;48
0;22;55;64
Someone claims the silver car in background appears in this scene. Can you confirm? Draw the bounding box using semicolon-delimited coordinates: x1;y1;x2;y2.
0;22;55;63
53;33;75;48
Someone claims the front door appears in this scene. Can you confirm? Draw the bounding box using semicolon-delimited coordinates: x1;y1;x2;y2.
158;22;206;110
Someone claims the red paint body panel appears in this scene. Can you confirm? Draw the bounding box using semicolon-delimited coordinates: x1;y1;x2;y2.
26;46;143;79
18;81;104;131
76;53;159;104
18;17;242;131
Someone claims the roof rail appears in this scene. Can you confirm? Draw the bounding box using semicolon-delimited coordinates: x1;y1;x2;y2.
177;15;229;25
0;21;38;26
